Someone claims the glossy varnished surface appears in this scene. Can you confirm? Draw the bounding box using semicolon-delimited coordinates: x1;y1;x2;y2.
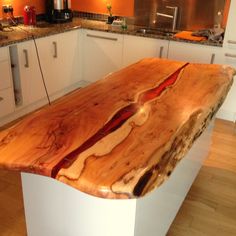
1;119;236;235
0;58;234;199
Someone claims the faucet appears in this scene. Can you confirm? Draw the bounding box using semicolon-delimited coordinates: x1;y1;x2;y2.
156;6;178;32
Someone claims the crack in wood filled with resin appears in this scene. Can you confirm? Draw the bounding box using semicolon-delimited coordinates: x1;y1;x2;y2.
52;63;189;179
55;63;234;199
0;58;234;199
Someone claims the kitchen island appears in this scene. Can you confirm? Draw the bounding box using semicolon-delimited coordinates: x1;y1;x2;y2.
0;58;234;235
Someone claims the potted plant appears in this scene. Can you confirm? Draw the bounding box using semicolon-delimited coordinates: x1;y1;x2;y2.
106;3;114;24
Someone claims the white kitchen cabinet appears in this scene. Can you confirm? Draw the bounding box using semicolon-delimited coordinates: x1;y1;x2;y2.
35;29;82;98
0;46;9;61
16;40;47;107
214;49;236;121
0;59;12;90
223;0;236;49
0;47;15;120
123;35;169;67
214;0;236;122
168;41;220;64
0;88;15;118
167;40;236;121
82;30;123;83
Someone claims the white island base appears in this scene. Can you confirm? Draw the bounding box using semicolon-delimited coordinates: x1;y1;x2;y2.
21;122;213;236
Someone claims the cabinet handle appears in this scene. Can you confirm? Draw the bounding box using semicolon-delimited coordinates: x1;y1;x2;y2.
210;53;215;64
86;34;118;41
53;41;58;58
227;40;236;44
0;97;3;102
23;49;29;68
225;53;236;58
159;46;164;58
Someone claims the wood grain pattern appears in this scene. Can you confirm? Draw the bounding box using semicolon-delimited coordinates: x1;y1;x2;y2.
0;58;234;199
168;119;236;236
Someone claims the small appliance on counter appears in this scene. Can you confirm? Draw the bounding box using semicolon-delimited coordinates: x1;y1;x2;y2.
46;0;73;23
23;6;36;26
2;5;15;27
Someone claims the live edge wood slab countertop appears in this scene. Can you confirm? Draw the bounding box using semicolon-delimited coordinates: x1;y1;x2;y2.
0;58;235;199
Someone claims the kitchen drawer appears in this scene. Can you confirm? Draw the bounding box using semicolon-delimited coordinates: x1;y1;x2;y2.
224;40;236;50
0;88;15;118
0;46;9;61
0;60;12;90
214;49;236;121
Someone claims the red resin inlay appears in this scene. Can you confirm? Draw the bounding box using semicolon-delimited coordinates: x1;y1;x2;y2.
51;63;188;178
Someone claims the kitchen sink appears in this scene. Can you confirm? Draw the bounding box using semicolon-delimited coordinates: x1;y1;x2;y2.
135;28;176;37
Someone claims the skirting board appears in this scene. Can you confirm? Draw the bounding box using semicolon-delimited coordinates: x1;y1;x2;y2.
216;108;236;122
21;122;213;236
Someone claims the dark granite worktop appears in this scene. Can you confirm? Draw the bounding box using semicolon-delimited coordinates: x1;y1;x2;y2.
0;18;223;48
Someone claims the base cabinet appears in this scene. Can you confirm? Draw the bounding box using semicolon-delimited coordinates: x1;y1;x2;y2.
167;40;236;121
123;35;169;67
0;88;15;118
223;0;236;48
168;41;219;64
36;30;82;99
2;16;236;125
0;60;12;90
83;30;123;83
0;47;15;120
216;0;236;121
16;40;47;107
1;30;82;126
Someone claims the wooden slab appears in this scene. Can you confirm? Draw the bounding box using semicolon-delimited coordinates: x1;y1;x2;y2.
0;58;235;199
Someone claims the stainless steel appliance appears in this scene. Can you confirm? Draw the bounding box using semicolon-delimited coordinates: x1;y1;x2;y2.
134;0;226;31
46;0;73;23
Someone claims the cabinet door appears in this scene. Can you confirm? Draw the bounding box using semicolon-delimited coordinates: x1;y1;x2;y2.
36;30;81;96
17;40;47;106
0;47;12;90
123;35;169;67
83;30;123;83
0;88;15;118
168;41;217;64
0;61;12;90
0;47;15;118
224;0;236;47
207;9;236;124
215;49;236;121
0;46;9;61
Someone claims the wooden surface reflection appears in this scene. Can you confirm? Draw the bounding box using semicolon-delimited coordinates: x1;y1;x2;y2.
0;58;234;199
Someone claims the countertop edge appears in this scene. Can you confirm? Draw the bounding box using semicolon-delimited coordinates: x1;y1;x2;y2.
0;18;223;48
